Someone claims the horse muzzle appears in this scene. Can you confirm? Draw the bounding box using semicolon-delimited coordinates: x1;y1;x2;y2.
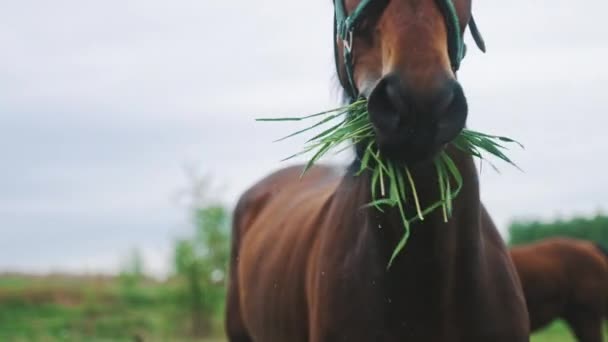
366;72;468;163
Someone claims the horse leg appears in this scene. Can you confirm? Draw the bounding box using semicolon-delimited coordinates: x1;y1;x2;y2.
565;314;604;342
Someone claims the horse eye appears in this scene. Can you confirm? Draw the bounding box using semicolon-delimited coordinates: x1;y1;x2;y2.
356;19;372;33
355;18;377;38
353;1;387;36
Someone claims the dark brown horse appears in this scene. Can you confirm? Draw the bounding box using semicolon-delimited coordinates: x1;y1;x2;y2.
225;0;530;341
510;237;608;342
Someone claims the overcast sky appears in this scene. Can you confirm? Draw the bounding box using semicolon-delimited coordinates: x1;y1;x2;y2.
1;0;607;277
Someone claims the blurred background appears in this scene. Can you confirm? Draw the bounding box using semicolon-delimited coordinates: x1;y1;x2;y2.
1;0;607;341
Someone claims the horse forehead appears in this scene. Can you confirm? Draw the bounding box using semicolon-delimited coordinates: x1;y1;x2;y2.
343;0;423;12
382;0;445;24
385;0;472;21
342;0;471;13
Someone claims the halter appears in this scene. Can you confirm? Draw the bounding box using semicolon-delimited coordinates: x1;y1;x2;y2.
333;0;487;99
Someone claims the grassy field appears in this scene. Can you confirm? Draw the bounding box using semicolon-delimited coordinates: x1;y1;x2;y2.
0;273;225;341
531;321;608;342
0;274;604;341
531;321;577;342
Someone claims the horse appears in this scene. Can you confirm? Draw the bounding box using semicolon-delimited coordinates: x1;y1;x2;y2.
225;0;530;341
510;237;608;342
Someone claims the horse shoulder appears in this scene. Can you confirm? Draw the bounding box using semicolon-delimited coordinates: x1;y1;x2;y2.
233;165;344;342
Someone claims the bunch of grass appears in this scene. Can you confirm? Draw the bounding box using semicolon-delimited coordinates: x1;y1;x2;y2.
257;99;522;267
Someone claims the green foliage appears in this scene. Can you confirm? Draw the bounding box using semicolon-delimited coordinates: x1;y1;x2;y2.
118;248;146;304
173;205;230;337
508;213;608;247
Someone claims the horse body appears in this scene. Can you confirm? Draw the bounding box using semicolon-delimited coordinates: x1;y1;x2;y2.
511;237;608;342
226;0;530;339
226;149;529;342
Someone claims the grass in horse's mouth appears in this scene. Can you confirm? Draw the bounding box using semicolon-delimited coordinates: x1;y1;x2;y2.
257;99;523;268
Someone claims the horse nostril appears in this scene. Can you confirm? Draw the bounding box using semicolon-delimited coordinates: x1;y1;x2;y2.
432;85;455;119
367;74;410;133
435;82;468;144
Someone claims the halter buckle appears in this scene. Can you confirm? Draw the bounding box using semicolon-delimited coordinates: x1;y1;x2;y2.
343;30;353;53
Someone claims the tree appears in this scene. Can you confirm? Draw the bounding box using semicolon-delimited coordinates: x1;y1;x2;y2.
118;248;145;303
173;204;230;337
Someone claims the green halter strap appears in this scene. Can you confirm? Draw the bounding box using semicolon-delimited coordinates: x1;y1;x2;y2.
435;0;465;70
333;0;486;99
334;0;378;97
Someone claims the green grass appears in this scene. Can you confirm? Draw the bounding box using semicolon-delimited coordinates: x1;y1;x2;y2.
531;320;608;342
0;274;225;341
0;292;181;341
531;321;575;342
1;274;605;341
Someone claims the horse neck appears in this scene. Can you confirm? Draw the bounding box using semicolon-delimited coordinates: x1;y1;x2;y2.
351;146;483;270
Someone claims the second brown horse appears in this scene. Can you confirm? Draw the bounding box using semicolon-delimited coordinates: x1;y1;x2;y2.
511;237;608;342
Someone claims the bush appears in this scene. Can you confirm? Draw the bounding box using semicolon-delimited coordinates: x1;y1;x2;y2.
508;213;608;247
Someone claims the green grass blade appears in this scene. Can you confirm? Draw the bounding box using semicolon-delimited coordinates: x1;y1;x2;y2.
300;141;333;177
387;219;410;269
256;106;347;122
274;113;342;142
396;166;407;203
445;167;452;216
405;167;424;221
379;161;386;197
356;141;375;175
363;198;397;209
371;166;380;205
304;119;347;143
440;152;463;199
435;159;448;222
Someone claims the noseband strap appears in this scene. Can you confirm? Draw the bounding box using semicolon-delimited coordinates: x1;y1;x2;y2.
333;0;486;100
435;0;464;71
